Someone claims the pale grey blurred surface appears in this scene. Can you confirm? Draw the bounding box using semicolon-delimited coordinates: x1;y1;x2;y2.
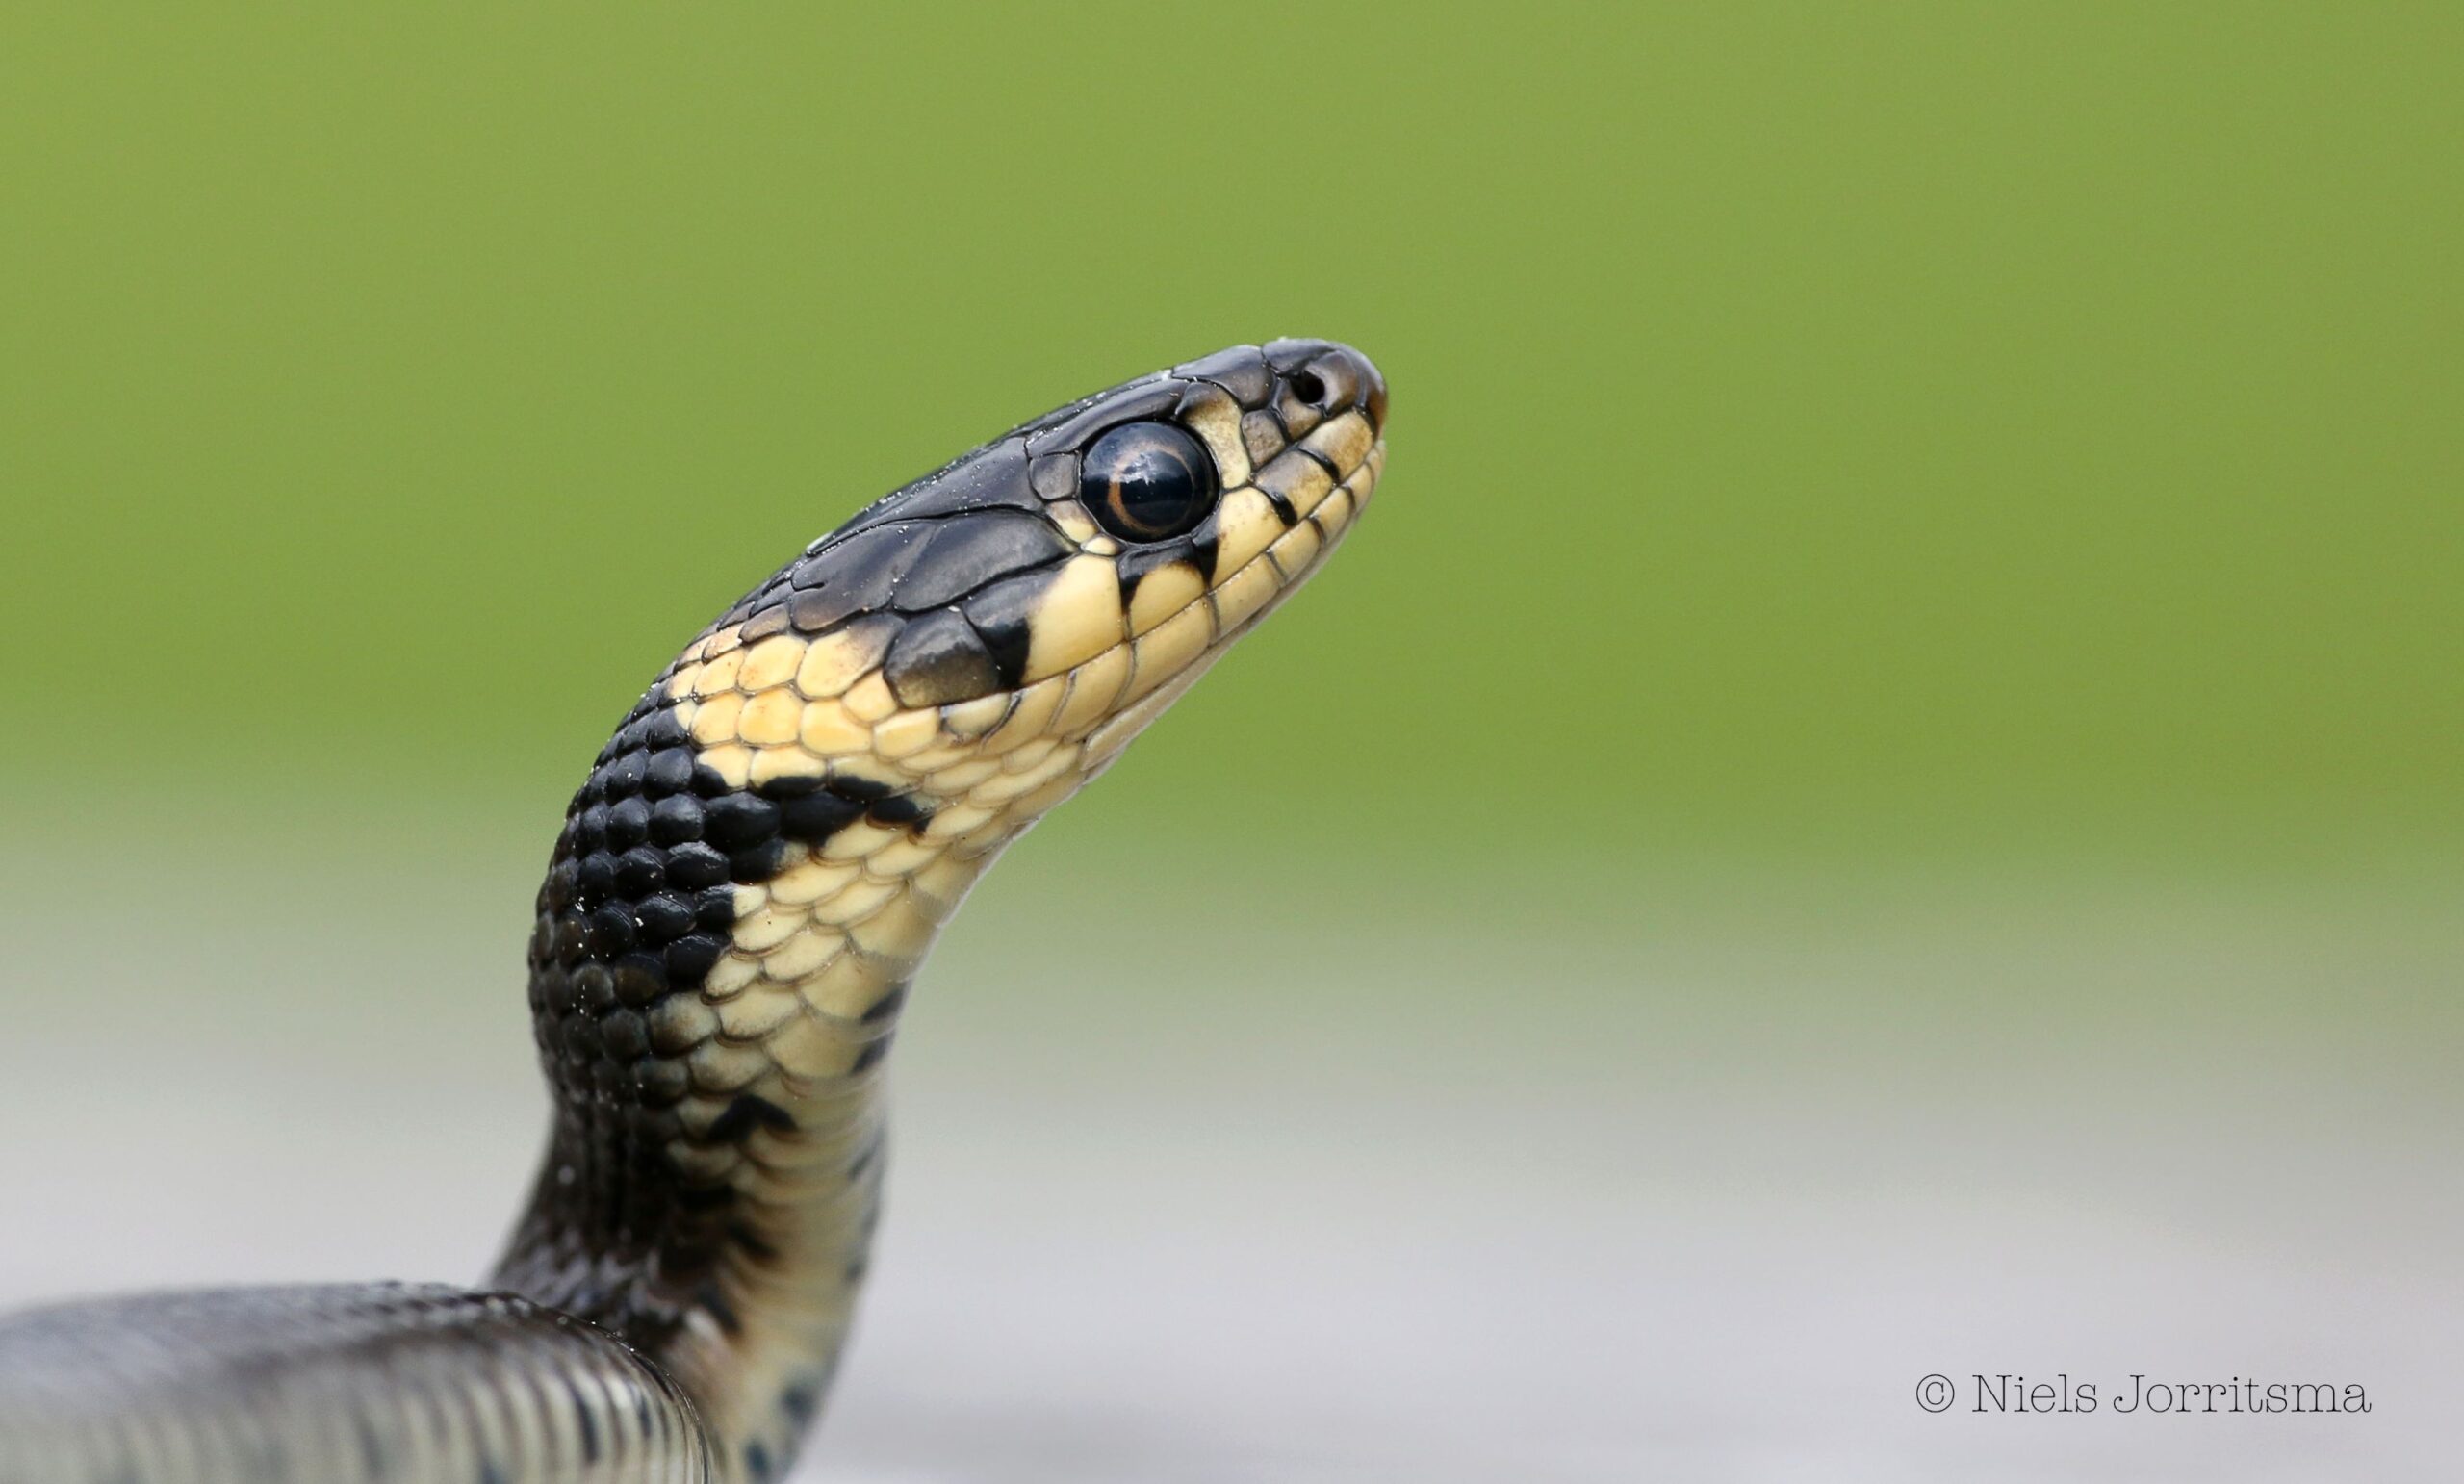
0;805;2455;1482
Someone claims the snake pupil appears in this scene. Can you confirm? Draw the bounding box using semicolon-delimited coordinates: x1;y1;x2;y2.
1080;422;1219;542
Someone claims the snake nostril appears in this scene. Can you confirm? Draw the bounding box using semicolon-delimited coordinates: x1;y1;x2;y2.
1287;369;1328;406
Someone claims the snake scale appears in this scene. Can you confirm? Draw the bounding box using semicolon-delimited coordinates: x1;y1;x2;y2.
0;339;1389;1484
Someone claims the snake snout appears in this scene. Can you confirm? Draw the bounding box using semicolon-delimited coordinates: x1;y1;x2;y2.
1266;339;1388;434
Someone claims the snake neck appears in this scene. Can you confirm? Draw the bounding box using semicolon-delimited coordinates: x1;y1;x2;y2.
493;1080;892;1484
490;701;1037;1483
490;1026;898;1484
489;923;912;1484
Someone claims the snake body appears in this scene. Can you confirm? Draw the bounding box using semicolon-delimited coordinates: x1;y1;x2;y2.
0;339;1388;1484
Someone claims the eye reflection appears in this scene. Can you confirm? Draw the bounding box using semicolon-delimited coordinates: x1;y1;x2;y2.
1079;422;1219;542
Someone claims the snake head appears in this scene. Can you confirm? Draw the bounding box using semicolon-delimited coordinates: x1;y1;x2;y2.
544;339;1385;1036
647;338;1387;850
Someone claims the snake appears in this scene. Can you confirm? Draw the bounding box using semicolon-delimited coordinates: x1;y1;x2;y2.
0;339;1388;1484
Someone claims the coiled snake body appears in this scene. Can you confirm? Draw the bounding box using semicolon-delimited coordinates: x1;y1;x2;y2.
0;340;1389;1484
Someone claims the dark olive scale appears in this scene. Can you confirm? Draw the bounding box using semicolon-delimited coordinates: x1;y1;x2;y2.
613;847;664;896
957;573;1040;687
576;853;616;898
1174;344;1278;407
883;609;1000;707
888;512;1074;611
739;604;791;644
588;906;636;956
666;841;731;889
648;793;704;845
785;523;935;631
866;433;1041;522
1028;451;1077;500
646;1004;706;1057
702;792;779;849
602;1012;650;1062
1185;519;1224;585
604;797;652;851
1024;380;1185;458
728;840;788;884
603;751;649;799
863;792;931;827
635;1059;689;1107
645;747;696;795
612;958;666;1009
778;788;865;840
706;1095;796;1144
634;895;696;945
1115;539;1207;603
668;933;729;981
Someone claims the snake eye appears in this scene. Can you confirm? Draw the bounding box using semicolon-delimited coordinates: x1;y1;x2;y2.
1079;422;1219;543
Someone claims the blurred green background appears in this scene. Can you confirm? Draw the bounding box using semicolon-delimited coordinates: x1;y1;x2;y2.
4;4;2455;867
2;9;2458;1480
